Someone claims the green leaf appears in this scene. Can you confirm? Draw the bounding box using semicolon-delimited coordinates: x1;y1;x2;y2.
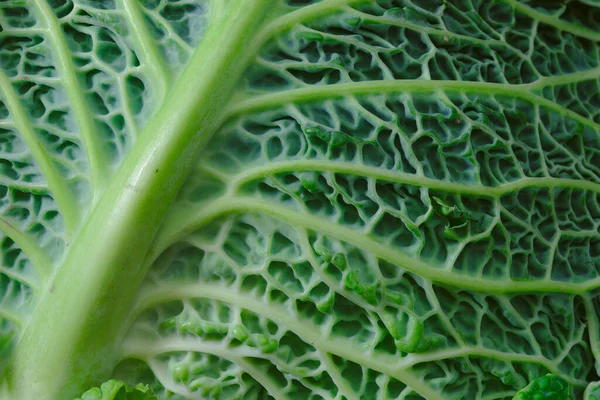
75;380;157;400
0;0;599;399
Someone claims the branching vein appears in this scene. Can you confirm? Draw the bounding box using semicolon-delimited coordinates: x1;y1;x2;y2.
159;198;600;295
503;0;600;42
132;282;446;400
0;69;79;234
33;0;110;196
227;80;600;132
229;160;600;196
118;0;171;102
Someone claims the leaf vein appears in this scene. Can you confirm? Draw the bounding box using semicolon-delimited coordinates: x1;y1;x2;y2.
0;68;79;234
33;0;110;196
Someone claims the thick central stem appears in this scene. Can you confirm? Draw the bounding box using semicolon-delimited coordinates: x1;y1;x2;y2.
1;1;272;398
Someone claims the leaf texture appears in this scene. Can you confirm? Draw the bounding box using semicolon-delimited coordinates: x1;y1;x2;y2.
0;0;599;399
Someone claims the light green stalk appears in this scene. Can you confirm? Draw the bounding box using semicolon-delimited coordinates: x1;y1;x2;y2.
0;1;272;398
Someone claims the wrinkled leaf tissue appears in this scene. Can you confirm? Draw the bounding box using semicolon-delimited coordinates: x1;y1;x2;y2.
0;0;600;399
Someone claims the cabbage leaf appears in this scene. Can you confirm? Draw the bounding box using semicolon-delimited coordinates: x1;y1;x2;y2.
0;0;599;399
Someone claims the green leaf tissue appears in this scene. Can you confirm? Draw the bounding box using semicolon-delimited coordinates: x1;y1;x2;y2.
0;0;599;399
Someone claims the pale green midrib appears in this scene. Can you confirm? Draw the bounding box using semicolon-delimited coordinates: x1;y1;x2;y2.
34;0;109;196
503;0;600;42
118;0;171;101
0;0;271;400
130;283;446;400
230;160;600;196
227;80;600;132
122;339;293;400
130;284;587;388
3;1;277;399
159;198;600;295
0;69;79;235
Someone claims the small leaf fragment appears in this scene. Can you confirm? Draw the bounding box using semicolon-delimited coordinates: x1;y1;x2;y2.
74;380;158;400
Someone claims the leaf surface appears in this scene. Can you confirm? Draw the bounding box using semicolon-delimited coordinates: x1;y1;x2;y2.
0;0;599;399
